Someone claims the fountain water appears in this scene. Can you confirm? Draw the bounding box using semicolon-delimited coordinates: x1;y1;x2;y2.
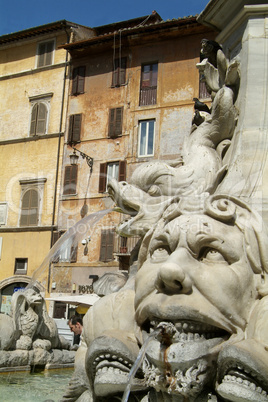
28;208;113;291
0;369;73;402
121;328;162;402
0;209;114;376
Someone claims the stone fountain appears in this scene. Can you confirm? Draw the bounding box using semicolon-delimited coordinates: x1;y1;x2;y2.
61;1;268;401
0;288;75;372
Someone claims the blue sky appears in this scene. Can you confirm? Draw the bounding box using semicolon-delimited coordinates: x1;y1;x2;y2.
0;0;209;37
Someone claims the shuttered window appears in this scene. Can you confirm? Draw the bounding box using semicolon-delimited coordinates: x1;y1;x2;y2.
63;165;78;195
99;229;115;262
139;62;158;106
112;57;127;87
37;40;54;67
20;189;39;227
30;102;48;136
72;66;86;95
108;107;123;138
68;114;82;144
70;242;78;263
99;160;126;193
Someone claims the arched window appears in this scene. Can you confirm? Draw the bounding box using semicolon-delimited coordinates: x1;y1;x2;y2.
30;102;48;136
20;188;39;226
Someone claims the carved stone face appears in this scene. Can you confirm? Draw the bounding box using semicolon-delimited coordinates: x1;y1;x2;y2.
134;213;259;396
25;289;43;305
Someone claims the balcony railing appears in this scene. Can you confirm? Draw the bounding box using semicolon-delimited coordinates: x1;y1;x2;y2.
139;86;157;106
114;234;140;255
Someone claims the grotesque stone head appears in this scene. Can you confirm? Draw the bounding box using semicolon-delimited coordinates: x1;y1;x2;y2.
134;195;268;399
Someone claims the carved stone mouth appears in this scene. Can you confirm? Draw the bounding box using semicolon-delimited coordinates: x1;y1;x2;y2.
86;335;146;397
107;181;140;217
92;353;134;377
217;344;268;402
142;319;229;343
218;366;268;401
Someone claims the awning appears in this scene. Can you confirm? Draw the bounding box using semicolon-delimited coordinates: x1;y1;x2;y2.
46;293;100;306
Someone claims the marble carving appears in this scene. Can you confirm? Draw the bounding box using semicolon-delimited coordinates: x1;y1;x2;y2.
62;39;268;402
0;288;73;370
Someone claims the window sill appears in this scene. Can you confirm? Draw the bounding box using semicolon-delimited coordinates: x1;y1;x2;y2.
110;83;127;88
62;193;78;198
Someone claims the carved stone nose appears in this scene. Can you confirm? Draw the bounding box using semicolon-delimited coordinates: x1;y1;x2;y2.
155;261;192;295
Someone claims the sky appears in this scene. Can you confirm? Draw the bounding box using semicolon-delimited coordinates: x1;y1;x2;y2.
0;0;209;37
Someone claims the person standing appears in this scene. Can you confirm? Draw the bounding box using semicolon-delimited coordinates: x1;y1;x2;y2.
68;315;83;349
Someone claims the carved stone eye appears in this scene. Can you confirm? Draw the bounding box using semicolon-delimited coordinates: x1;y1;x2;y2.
151;246;170;261
148;185;162;196
199;248;227;263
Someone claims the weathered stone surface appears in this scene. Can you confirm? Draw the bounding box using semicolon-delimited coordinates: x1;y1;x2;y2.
0;289;73;371
0;349;75;371
61;2;268;401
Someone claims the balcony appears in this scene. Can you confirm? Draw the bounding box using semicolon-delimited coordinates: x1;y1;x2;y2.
114;234;140;256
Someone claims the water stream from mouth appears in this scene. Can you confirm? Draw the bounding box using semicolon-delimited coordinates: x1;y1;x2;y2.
121;327;162;402
27;208;113;290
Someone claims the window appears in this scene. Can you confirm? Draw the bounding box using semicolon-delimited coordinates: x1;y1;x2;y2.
14;258;28;275
112;57;127;87
139;62;158;106
138;119;155;157
68;114;82;144
0;203;7;225
20;189;39;226
51;232;77;263
108;107;123;138
99;160;126;193
99;229;115;262
37;40;54;68
19;178;46;227
30;102;48;136
72;66;86;95
29;93;52;137
63;165;78;195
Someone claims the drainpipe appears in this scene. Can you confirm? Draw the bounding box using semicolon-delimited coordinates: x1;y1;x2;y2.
48;23;70;291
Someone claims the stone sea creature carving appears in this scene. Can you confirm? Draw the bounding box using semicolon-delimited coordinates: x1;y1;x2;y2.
108;85;235;237
197;38;240;101
108;40;239;238
63;40;268;401
0;288;69;351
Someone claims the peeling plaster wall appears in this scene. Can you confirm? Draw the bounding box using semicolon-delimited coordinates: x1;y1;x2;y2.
56;22;216;293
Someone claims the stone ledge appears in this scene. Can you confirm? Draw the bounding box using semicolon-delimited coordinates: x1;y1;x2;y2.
0;349;75;373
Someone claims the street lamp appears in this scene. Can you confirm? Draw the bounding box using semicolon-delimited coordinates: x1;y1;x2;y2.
69;147;94;173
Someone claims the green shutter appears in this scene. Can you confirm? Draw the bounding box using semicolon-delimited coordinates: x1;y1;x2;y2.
36;103;47;135
99;229;114;262
109;107;123;138
98;163;107;193
20;189;39;227
63;165;78;195
77;66;85;94
37;43;46;67
45;41;53;66
72;114;82;142
118;160;126;182
30;104;38;136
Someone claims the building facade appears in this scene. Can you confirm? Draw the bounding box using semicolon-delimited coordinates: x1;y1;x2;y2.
0;20;93;313
48;13;216;315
